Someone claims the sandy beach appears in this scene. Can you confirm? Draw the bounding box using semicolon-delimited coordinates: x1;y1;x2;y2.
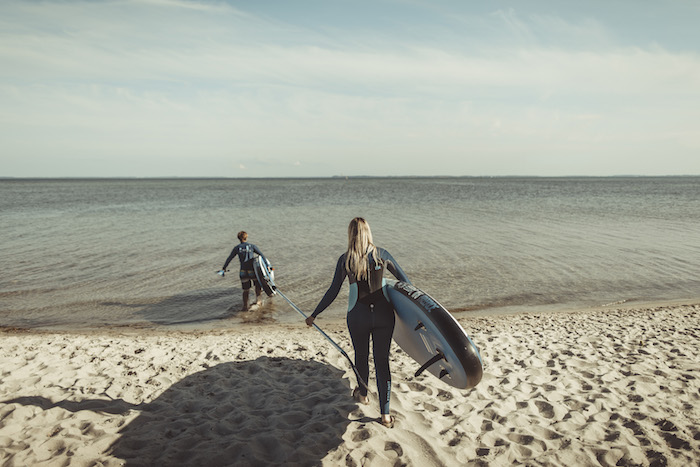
1;303;699;466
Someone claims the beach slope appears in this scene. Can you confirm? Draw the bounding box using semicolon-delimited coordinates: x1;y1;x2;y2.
1;304;699;466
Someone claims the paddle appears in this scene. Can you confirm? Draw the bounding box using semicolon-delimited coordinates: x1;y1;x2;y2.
217;265;371;393
275;289;371;393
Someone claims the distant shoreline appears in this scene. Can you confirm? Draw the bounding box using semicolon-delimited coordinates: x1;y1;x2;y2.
2;174;699;181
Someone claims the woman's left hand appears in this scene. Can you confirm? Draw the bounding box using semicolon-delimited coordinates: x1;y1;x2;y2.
305;316;315;327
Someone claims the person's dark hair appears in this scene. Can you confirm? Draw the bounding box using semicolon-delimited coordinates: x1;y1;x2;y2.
238;231;248;242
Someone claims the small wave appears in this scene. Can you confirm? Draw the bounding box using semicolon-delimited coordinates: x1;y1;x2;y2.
600;299;632;307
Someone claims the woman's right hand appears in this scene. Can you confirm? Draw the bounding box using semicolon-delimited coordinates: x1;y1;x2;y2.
305;316;315;327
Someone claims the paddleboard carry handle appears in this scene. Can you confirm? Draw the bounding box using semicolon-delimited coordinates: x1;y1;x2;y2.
276;289;371;393
414;348;447;378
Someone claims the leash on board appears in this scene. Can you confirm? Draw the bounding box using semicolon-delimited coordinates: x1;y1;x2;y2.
276;289;371;393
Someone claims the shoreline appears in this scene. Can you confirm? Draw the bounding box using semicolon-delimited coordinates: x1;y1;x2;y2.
1;303;699;465
3;296;700;335
4;175;699;181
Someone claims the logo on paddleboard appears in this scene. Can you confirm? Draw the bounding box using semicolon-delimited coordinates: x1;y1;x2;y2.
395;282;441;313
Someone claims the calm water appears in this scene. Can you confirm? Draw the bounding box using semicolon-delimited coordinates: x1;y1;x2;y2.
1;177;699;330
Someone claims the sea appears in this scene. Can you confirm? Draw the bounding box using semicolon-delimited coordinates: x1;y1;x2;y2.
1;177;699;331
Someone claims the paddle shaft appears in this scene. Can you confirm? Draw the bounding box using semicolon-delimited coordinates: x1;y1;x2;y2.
276;289;370;393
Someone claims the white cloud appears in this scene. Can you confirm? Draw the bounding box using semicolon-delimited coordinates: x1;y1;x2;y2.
132;0;233;12
1;0;699;176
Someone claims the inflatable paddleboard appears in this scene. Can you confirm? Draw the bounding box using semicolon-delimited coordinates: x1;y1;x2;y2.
386;280;483;389
253;256;276;297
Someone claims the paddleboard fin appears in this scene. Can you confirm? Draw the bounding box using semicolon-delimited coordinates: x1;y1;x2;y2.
439;369;449;379
414;349;447;378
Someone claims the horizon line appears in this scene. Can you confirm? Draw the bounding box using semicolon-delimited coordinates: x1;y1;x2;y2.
1;174;699;181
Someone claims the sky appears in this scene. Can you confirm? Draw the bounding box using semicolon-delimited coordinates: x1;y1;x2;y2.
1;0;699;178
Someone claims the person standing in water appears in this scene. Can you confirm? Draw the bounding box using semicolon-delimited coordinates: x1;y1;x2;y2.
305;217;411;428
219;231;269;311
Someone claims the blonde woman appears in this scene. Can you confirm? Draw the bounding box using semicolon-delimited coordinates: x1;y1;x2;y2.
306;217;411;428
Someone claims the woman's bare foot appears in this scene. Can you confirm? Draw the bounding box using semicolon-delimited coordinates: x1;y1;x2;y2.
352;387;369;405
380;415;395;428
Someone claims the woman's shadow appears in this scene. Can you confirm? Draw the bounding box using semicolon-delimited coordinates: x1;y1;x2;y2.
4;357;354;466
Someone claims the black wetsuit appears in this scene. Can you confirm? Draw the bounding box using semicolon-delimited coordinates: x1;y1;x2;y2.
222;242;267;289
311;248;410;415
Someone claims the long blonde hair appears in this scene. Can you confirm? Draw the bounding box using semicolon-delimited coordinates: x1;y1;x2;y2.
345;217;380;280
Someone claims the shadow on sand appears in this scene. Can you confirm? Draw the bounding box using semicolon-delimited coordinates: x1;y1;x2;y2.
4;357;353;466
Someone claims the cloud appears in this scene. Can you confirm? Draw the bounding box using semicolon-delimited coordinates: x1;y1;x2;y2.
3;4;697;101
1;0;699;176
134;0;234;12
3;0;698;99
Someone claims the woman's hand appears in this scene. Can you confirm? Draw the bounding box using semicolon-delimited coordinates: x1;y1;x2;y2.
305;316;315;327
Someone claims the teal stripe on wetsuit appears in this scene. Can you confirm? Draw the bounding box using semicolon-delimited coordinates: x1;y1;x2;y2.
311;247;410;415
311;248;411;316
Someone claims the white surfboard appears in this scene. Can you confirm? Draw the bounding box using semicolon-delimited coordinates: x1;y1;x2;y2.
253;256;276;297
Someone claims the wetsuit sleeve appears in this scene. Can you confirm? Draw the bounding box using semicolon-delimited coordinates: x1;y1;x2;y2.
381;249;411;284
311;255;347;318
222;245;240;270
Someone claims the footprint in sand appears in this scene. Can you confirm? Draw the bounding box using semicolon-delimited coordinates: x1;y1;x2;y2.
507;433;535;445
622;418;651;446
351;429;371;442
506;432;547;454
448;431;468;447
384;441;403;456
534;400;555;419
481;420;494;432
481;408;506;424
660;432;691;450
645;449;669;466
528;426;563;440
406;382;431;394
423;402;440;413
655;419;677;432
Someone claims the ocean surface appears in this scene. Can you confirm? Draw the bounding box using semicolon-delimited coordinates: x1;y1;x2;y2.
1;177;699;331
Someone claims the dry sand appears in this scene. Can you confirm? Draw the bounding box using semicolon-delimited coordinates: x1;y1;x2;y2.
1;303;699;466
